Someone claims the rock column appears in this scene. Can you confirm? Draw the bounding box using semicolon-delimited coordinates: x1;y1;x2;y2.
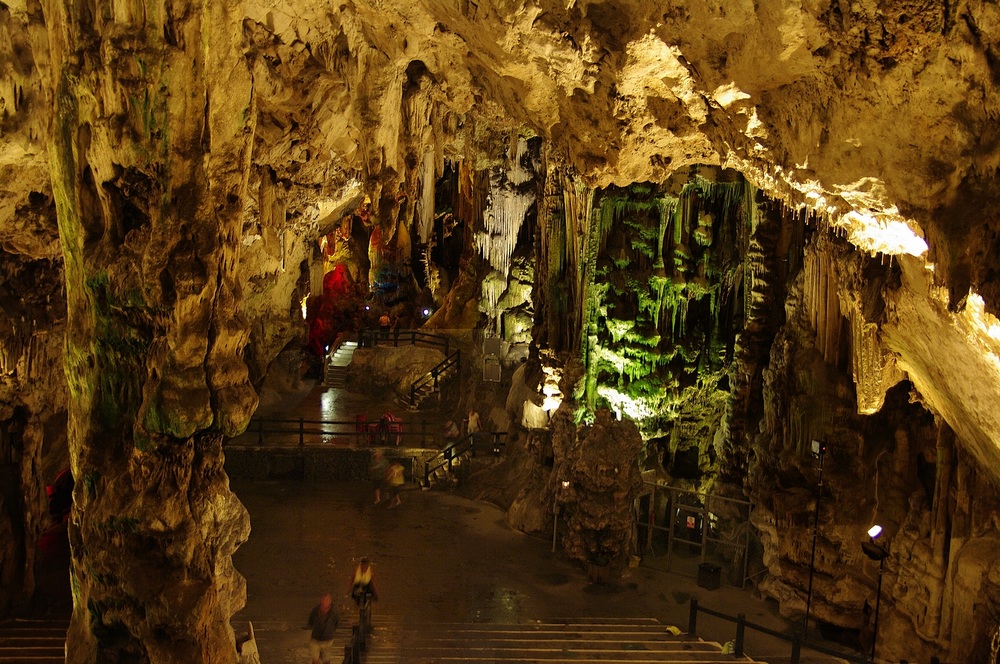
42;1;256;661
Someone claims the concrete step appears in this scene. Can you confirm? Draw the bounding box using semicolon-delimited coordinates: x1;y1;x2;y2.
357;618;763;664
0;618;68;663
325;340;358;386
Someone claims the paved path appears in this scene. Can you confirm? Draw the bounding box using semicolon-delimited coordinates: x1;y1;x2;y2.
230;481;856;664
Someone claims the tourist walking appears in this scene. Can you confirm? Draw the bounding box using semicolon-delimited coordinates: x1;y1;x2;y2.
306;593;339;664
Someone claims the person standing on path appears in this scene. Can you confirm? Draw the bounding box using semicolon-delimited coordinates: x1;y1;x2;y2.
370;449;389;504
465;409;481;445
385;460;405;508
379;311;391;340
306;593;339;664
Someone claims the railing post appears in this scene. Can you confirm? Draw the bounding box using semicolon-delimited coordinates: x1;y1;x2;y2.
424;459;430;486
433;368;439;391
298;418;304;448
735;613;745;656
343;643;352;664
790;630;802;664
666;489;676;572
351;625;360;660
257;418;263;445
688;598;698;636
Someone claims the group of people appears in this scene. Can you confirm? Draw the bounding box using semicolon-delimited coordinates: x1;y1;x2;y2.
444;409;481;441
306;558;379;664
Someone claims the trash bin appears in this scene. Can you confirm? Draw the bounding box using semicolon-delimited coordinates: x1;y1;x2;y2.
697;562;721;590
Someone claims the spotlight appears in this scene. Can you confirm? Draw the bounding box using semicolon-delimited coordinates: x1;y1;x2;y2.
422;308;431;316
860;524;889;661
365;305;370;311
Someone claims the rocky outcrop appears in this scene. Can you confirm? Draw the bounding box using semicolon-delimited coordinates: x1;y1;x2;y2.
550;406;643;575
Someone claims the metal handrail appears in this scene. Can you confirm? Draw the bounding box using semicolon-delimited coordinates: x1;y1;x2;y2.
241;416;436;448
342;596;373;664
687;598;869;664
423;432;507;485
357;329;450;354
408;349;461;405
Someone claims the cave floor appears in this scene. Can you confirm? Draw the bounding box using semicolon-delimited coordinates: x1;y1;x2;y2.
229;386;860;664
231;480;857;664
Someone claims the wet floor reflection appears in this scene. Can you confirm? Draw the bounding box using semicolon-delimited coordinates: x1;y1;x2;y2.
320;388;338;420
467;586;524;623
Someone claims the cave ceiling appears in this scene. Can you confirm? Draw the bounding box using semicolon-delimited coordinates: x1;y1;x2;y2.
3;1;1000;459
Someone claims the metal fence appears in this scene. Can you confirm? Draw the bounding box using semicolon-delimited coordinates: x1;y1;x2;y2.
635;482;755;588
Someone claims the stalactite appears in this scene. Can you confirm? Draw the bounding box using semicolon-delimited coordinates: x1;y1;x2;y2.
476;138;535;276
848;302;889;413
802;249;844;366
417;151;435;243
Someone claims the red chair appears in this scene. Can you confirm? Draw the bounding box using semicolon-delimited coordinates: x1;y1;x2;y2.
380;411;403;446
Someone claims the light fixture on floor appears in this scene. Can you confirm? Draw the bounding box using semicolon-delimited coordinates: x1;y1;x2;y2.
861;524;888;662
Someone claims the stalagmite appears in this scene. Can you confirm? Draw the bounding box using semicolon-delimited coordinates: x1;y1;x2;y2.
924;423;954;639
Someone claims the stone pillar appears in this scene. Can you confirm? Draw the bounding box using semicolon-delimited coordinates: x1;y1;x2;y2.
923;421;954;639
42;1;256;661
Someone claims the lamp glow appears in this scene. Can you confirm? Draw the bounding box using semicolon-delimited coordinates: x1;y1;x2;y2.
867;525;883;539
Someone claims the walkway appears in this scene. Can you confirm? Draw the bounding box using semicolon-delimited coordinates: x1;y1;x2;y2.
230;480;854;664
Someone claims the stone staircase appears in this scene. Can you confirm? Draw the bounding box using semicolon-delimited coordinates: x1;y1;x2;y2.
420;438;506;490
364;616;764;664
401;351;461;410
0;617;68;663
325;340;358;387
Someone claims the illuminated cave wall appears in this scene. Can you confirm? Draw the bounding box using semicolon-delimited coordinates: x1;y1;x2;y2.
535;168;778;488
